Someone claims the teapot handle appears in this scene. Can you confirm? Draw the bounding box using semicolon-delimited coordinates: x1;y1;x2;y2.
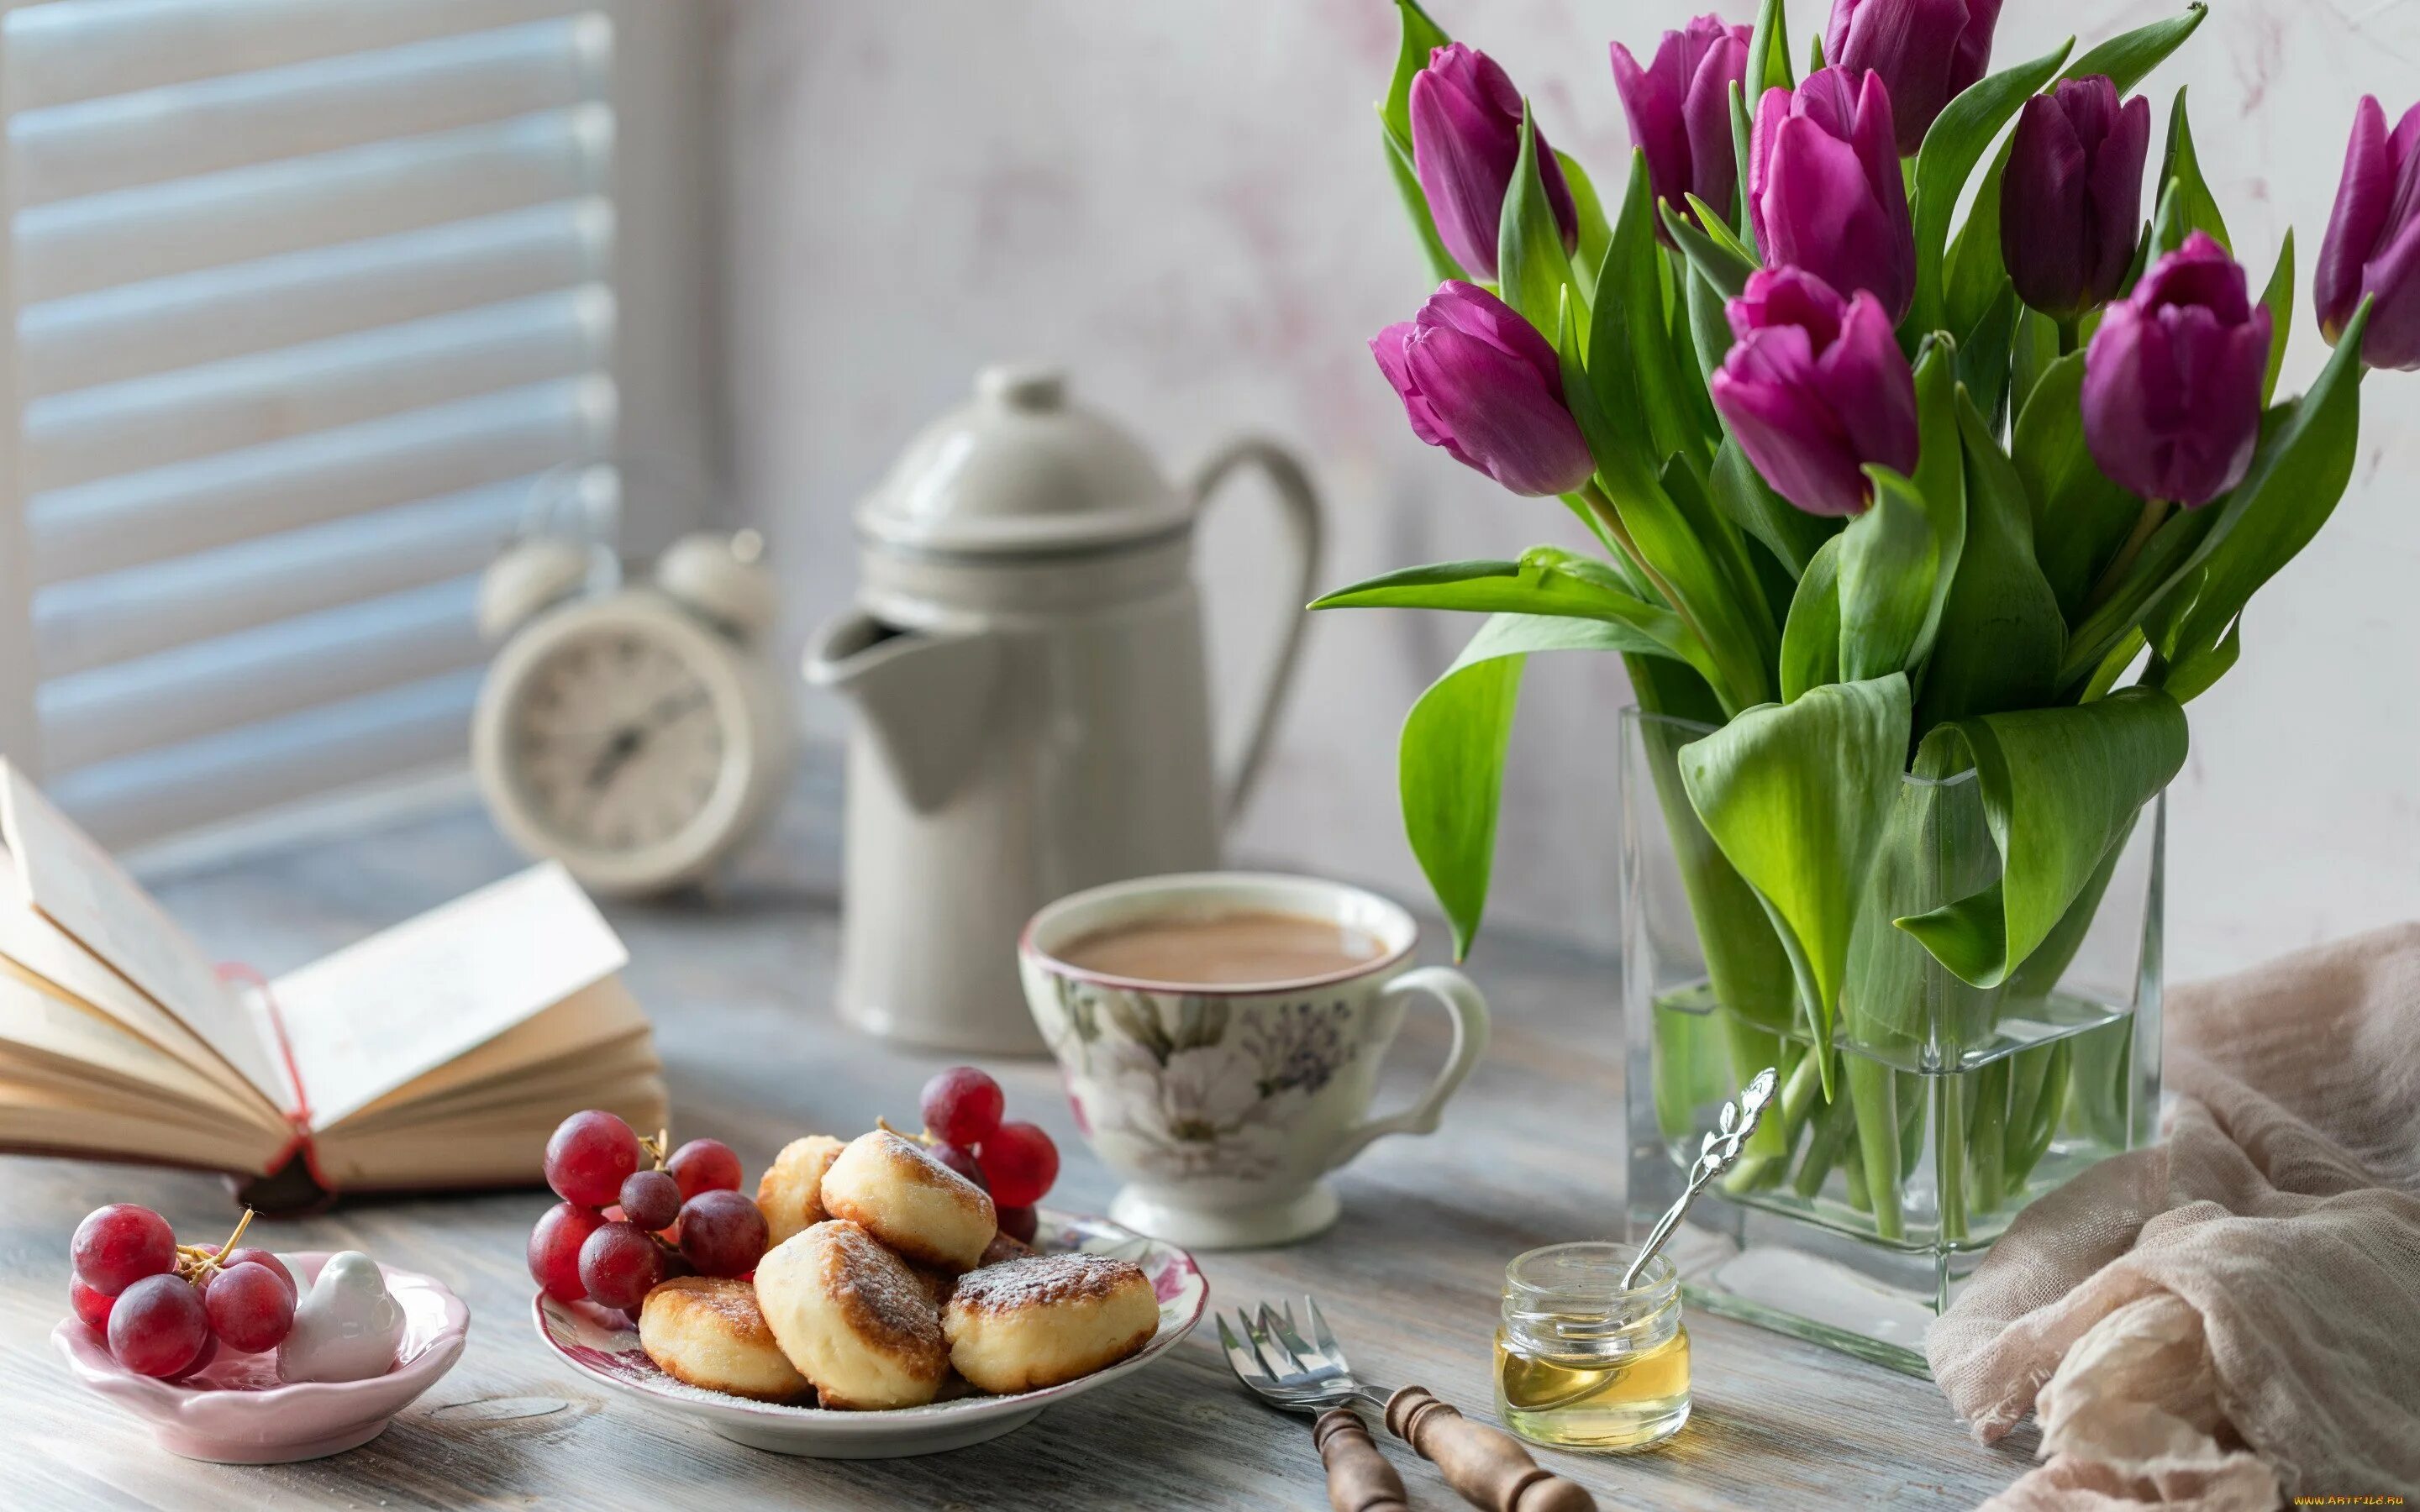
1189;438;1323;831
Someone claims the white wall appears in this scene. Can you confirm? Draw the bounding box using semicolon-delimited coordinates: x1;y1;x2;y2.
716;0;2420;978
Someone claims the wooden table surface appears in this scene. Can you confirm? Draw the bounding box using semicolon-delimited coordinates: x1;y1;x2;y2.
0;806;2035;1509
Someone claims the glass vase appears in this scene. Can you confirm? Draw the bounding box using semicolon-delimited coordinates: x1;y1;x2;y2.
1618;705;2163;1374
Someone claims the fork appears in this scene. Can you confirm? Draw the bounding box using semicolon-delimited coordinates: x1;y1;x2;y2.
1218;1298;1597;1512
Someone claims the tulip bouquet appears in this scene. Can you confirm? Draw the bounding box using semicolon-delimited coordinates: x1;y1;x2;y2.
1322;0;2417;1261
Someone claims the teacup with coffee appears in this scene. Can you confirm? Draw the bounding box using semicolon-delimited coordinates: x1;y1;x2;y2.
1020;873;1490;1248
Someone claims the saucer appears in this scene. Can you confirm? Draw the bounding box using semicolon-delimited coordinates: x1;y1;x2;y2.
54;1252;470;1463
534;1207;1206;1458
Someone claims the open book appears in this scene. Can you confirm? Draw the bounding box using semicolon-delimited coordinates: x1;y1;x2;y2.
0;763;667;1209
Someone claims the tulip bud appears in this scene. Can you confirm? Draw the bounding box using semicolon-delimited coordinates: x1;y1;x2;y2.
1749;69;1918;323
1823;0;2002;156
1371;281;1597;497
1611;15;1752;226
1999;77;2152;322
1709;267;1919;518
2081;233;2272;508
2315;95;2420;371
1409;44;1579;281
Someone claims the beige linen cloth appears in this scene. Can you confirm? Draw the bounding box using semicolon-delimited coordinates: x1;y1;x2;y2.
1928;922;2420;1509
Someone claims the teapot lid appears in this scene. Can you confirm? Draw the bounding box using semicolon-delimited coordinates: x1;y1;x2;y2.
855;365;1190;557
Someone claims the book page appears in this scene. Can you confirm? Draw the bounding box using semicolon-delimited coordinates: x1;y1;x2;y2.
0;763;285;1105
0;843;276;1116
268;863;629;1131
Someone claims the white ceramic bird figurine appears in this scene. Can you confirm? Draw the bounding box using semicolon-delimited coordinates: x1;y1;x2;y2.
278;1252;405;1383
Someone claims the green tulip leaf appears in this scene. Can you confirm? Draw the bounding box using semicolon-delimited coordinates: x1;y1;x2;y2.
1679;673;1913;1087
2013;352;2144;622
1955;279;2021;427
1746;0;1793;100
1894;687;2187;988
2008;304;2062;424
1780;533;1844;701
2065;299;2373;688
1376;0;1465;286
1500;107;1587;345
1593;149;1704;477
1379;0;1450;155
1912;36;2073;333
1309;549;1718;680
2259;229;2294;406
1401;612;1645;958
1837;475;1938;682
1685;263;1733;391
1663;200;1758;299
2064;3;2207;96
2151;88;2229;256
1911;337;1969;647
1730;80;1758;261
1712;435;1841;578
1915;391;2065;730
1556;149;1612;302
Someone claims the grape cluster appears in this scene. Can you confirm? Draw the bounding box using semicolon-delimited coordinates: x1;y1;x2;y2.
68;1204;297;1378
918;1065;1060;1239
528;1110;768;1315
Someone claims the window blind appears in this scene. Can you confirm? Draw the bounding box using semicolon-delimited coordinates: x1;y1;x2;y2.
0;0;707;854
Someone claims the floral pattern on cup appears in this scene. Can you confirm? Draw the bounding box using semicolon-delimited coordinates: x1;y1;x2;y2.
1039;977;1386;1183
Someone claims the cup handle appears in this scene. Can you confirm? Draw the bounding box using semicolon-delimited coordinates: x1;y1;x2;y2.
1328;967;1491;1169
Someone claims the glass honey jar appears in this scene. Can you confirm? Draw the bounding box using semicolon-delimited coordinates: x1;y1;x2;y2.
1493;1241;1691;1452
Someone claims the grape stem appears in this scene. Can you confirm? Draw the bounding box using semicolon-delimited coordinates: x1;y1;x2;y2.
639;1127;671;1170
174;1207;258;1283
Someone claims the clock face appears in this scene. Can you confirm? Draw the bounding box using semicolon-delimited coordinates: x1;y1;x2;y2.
504;627;730;854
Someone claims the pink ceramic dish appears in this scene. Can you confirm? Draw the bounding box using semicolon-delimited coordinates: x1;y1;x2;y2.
52;1252;470;1463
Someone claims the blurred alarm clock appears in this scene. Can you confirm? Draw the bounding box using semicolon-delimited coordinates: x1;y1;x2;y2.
471;467;793;896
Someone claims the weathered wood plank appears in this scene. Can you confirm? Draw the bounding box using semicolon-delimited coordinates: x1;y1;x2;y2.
0;809;2031;1508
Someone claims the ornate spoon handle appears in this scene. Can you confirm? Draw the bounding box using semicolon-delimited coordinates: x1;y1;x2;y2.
1624;1066;1779;1290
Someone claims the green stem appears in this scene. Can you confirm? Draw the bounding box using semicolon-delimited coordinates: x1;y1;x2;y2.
1791;1088;1857;1199
1936;1074;1969;1242
2056;314;2082;356
2005;1041;2071;1188
1843;1128;1873;1215
1967;1058;2011;1216
1845;1055;1905;1241
2083;497;2173;616
1723;1043;1827;1195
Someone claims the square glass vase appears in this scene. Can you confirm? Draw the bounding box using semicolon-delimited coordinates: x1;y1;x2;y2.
1619;706;2163;1376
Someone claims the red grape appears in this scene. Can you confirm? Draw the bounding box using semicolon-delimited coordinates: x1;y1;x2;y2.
545;1110;642;1206
528;1202;608;1303
676;1189;768;1278
997;1205;1039;1245
220;1247;296;1302
666;1138;742;1200
107;1273;209;1377
72;1204;176;1296
619;1168;681;1231
171;1333;221;1382
922;1066;1006;1147
977;1121;1060;1208
204;1261;294;1352
70;1274;113;1332
928;1142;988;1191
577;1221;664;1310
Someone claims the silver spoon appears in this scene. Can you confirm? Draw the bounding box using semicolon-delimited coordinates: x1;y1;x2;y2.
1624;1066;1780;1290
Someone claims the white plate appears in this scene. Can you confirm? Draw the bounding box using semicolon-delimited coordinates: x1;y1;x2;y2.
534;1209;1207;1458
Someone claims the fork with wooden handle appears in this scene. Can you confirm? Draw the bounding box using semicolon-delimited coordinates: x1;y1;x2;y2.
1217;1302;1597;1512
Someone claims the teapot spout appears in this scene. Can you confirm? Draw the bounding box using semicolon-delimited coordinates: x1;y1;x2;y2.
803;612;1002;813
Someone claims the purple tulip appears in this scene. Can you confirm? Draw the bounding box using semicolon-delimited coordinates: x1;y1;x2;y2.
2315;95;2420;371
1612;15;1753;225
2000;77;2152;322
1749;68;1918;323
2081;233;2272;508
1371;281;1597;497
1823;0;2002;156
1409;44;1578;281
1709;266;1919;518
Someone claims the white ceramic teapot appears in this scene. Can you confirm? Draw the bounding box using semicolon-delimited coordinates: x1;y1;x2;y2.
804;365;1323;1053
